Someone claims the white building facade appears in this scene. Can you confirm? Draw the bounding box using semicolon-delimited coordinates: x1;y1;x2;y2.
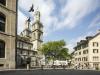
72;31;100;69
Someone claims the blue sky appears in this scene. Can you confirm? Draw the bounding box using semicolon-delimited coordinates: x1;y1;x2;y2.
18;0;100;53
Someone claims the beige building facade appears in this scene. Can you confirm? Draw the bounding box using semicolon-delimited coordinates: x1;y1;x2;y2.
0;0;17;69
72;31;100;69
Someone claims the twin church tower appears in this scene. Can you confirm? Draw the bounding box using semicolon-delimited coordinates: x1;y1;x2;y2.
17;7;44;68
21;9;43;52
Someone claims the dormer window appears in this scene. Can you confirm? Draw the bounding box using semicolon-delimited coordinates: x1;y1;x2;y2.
0;0;6;6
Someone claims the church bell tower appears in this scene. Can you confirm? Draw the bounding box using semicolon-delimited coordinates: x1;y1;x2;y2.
31;10;43;51
20;18;31;38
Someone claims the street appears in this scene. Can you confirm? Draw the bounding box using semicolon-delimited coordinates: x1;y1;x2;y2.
0;69;100;75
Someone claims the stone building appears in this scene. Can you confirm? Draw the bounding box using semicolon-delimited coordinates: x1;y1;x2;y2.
16;10;43;68
0;0;44;69
72;30;100;69
0;0;17;69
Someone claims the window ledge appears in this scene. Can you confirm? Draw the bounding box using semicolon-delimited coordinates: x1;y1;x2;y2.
0;3;16;14
0;31;15;37
0;58;6;59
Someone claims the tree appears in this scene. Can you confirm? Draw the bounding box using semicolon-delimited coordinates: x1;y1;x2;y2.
57;48;69;60
40;40;69;61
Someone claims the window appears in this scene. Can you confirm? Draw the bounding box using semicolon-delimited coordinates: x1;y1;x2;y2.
93;56;99;61
34;33;36;39
75;53;77;56
0;12;6;32
82;44;88;49
19;42;23;48
38;33;42;40
0;64;4;67
82;57;88;61
79;52;81;55
17;41;20;48
0;40;5;58
78;58;81;61
77;46;81;50
93;49;98;53
23;43;28;49
93;63;99;68
85;57;88;61
83;50;88;54
75;58;77;61
93;42;99;47
0;0;6;5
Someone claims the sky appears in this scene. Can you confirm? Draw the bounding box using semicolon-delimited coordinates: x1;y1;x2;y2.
18;0;100;53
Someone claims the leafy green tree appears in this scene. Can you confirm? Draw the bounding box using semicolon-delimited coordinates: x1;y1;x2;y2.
40;40;70;61
57;48;69;60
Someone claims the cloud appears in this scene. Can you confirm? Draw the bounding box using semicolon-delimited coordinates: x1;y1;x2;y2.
18;0;100;36
88;13;100;28
18;1;99;39
54;0;100;30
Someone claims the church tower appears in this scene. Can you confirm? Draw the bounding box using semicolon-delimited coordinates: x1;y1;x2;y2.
31;10;43;52
20;18;31;38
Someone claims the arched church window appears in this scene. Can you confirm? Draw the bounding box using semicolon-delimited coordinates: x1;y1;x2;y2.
0;40;5;58
0;0;6;6
0;12;6;32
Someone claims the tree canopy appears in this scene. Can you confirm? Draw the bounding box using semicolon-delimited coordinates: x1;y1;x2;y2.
40;40;70;60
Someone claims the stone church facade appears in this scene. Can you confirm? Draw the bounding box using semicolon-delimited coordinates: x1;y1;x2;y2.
0;0;43;69
16;9;43;68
